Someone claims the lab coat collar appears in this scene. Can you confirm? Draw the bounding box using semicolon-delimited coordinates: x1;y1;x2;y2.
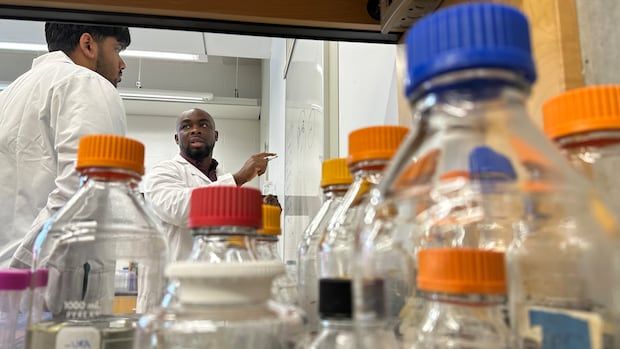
173;154;216;183
32;51;75;68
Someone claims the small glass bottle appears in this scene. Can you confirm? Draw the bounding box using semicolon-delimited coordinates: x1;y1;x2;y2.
135;260;304;349
27;135;167;349
297;158;352;332
256;204;298;305
405;248;512;348
543;85;620;210
311;126;408;348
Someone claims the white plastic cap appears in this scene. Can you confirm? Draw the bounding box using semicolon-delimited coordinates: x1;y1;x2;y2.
166;261;285;305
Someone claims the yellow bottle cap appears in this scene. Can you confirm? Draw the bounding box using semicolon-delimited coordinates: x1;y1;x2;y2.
258;204;281;236
321;158;353;187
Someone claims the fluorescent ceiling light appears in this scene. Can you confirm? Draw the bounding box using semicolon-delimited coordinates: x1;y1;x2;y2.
120;50;205;62
0;42;207;62
120;91;214;103
0;42;47;51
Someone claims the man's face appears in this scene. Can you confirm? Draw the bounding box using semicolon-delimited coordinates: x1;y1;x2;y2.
95;37;126;87
175;110;218;161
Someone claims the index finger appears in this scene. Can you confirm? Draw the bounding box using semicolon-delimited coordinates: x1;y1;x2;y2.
255;152;277;157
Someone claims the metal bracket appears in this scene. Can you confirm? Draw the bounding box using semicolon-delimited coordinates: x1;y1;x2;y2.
380;0;443;34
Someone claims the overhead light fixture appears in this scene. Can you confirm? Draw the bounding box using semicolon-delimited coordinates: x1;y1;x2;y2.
0;42;47;51
120;50;206;62
0;42;207;62
119;90;214;103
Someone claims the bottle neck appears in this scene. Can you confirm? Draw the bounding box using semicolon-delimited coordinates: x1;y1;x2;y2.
322;185;350;199
556;130;620;150
420;290;505;306
349;160;389;182
320;318;354;330
410;68;530;106
79;167;141;186
192;226;257;237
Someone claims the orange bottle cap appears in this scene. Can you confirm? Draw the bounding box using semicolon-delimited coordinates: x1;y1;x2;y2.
543;85;620;140
76;134;145;175
417;248;506;295
258;204;281;236
321;158;353;187
348;126;409;165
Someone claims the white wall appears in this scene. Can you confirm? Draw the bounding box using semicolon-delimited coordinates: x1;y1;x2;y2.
126;115;261;188
338;42;399;156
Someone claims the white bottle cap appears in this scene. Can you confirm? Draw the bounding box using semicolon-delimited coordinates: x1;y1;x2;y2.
166;261;285;305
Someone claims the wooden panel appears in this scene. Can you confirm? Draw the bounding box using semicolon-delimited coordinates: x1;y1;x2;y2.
0;0;379;31
501;0;584;125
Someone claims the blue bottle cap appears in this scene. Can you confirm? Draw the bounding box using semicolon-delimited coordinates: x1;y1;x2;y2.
469;146;517;181
405;3;536;97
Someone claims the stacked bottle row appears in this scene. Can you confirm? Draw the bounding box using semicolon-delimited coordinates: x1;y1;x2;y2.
7;2;620;349
298;3;620;349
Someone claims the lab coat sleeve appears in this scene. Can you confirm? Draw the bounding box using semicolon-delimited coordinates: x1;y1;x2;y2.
10;74;126;269
143;163;193;227
48;74;127;214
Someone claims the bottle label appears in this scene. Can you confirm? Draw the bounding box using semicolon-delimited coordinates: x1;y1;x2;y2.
523;306;611;349
56;327;101;349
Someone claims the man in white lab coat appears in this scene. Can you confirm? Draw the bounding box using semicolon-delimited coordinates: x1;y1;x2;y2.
144;108;274;261
3;23;130;267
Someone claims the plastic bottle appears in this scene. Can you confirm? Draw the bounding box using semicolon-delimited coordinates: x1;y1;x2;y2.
406;248;512;348
543;85;620;211
26;134;167;349
297;158;353;332
134;260;303;349
0;269;30;349
309;126;408;348
256;204;298;305
353;3;619;349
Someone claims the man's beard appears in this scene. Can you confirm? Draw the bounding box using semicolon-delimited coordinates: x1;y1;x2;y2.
184;144;214;161
95;50;118;87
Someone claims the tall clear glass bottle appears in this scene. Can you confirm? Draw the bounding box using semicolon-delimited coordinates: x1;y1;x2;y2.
256;204;298;305
310;126;408;348
297;158;352;332
27;135;167;349
354;3;619;349
407;248;512;348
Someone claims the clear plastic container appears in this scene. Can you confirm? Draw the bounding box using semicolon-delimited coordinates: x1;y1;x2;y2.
256;204;298;305
0;269;30;349
405;248;512;348
27;135;167;349
354;3;619;349
543;85;620;212
134;261;304;349
297;158;352;332
311;126;407;348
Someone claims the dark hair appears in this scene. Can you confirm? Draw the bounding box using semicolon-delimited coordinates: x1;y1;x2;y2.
45;22;131;55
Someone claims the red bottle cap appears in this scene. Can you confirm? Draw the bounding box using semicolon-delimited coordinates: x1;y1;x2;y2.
189;186;262;229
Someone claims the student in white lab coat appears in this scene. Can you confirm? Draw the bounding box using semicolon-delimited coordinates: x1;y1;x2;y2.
4;23;130;267
144;108;275;261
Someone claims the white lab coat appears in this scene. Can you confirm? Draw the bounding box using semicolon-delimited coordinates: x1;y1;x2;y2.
2;51;127;267
143;154;237;261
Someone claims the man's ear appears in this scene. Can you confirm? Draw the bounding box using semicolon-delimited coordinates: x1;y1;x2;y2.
174;134;179;145
215;130;219;142
77;33;98;60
